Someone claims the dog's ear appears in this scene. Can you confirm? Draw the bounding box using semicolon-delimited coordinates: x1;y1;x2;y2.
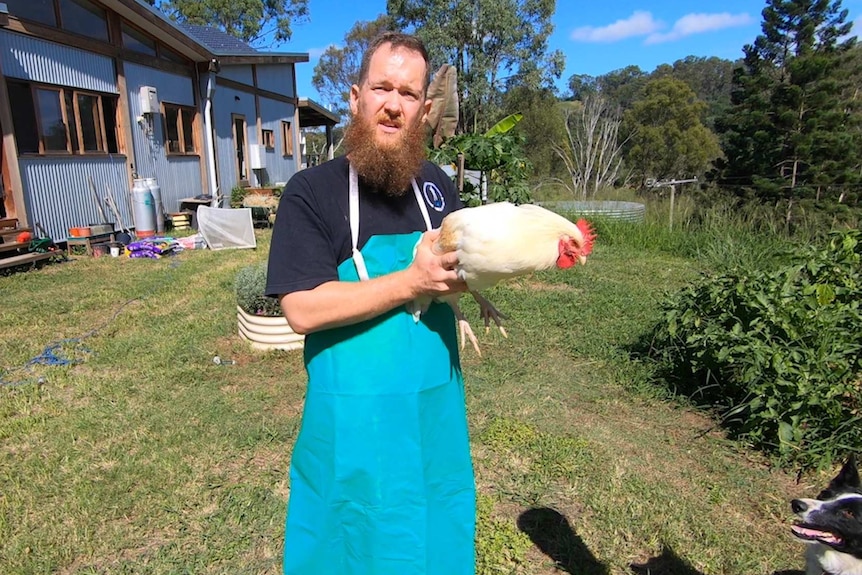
832;455;860;490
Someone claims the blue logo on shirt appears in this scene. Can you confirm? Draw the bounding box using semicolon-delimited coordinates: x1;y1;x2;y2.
423;182;445;212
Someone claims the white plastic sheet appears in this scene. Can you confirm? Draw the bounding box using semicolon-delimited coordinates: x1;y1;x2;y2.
196;206;256;251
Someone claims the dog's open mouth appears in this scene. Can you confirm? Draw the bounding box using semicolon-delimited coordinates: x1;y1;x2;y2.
792;523;844;546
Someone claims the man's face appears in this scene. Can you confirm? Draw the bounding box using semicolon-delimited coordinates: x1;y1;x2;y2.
344;43;432;195
349;44;431;149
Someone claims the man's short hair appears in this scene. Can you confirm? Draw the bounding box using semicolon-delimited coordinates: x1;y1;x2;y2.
357;32;430;92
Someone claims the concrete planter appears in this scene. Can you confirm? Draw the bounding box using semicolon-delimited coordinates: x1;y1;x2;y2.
237;306;304;351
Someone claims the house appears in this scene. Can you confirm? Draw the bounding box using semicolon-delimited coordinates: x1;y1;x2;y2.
0;0;337;243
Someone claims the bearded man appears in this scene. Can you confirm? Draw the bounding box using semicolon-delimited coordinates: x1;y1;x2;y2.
266;32;476;575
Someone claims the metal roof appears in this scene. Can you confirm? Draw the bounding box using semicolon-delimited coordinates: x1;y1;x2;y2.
299;98;340;127
178;23;260;56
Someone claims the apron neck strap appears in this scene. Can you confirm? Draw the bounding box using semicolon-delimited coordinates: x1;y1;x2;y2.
348;162;431;281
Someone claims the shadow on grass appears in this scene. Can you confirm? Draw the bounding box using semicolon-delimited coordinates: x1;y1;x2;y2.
517;507;608;575
630;545;705;575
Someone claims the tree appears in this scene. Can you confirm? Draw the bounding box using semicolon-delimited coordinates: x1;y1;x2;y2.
652;56;735;130
156;0;308;45
311;16;395;121
388;0;564;134
566;65;647;113
501;85;565;179
623;77;721;185
552;95;626;199
716;0;861;213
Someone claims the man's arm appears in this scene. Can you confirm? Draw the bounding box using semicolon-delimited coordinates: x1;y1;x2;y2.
280;229;464;334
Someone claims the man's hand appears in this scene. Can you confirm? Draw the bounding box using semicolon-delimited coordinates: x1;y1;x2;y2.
407;229;467;298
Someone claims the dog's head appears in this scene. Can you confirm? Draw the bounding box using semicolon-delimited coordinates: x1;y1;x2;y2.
791;455;862;560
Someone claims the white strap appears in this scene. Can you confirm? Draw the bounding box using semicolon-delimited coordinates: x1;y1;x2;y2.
347;162;432;282
412;179;433;231
348;163;370;281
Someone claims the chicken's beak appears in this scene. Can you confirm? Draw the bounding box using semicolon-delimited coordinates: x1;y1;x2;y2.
578;255;587;266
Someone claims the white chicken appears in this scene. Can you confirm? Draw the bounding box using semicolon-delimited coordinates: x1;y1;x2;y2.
411;201;596;355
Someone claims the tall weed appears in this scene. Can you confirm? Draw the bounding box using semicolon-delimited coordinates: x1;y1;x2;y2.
642;229;862;468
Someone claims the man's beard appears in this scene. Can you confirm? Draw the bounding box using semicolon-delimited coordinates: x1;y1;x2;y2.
343;111;427;196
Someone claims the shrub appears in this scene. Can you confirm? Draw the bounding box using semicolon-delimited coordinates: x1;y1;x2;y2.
644;229;862;468
235;263;282;317
230;185;248;209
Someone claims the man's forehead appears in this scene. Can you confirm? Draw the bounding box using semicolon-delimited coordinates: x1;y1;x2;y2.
366;46;427;83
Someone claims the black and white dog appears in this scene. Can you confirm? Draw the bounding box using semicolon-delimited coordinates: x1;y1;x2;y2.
791;455;862;575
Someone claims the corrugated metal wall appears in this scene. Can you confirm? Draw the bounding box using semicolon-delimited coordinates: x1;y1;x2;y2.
258;96;296;185
218;65;253;86
123;62;204;208
21;156;131;241
0;29;116;93
213;84;257;191
255;64;294;96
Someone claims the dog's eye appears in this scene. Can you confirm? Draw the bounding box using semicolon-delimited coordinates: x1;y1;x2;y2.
841;508;856;519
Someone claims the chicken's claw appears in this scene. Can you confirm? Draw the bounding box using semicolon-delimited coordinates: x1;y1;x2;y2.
470;291;508;338
458;318;482;357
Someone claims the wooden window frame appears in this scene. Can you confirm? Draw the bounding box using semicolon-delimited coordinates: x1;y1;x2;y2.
162;102;198;156
27;82;117;155
262;128;275;150
281;120;293;158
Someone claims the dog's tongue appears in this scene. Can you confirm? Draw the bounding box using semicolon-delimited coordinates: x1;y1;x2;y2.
791;524;843;545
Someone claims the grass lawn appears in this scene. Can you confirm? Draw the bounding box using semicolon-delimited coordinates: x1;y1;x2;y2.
0;228;817;574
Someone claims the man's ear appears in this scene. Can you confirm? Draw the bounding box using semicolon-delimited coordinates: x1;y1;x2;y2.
421;97;432;125
349;84;360;116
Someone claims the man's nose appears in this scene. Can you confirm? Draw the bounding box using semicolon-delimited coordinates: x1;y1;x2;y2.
383;91;402;113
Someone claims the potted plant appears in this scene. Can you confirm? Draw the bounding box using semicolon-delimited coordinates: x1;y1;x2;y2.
235;263;303;351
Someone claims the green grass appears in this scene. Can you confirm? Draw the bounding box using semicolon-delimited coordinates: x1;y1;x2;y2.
0;224;826;574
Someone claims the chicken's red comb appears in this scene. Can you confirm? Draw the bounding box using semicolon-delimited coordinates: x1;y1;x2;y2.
575;219;596;257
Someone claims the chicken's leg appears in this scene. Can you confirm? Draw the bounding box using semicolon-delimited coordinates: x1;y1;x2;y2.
441;295;483;356
469;291;508;338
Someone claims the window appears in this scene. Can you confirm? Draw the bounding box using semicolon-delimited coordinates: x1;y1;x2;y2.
163;103;197;155
281;121;293;157
262;129;275;149
7;80;119;155
59;0;109;42
122;23;157;57
5;0;56;26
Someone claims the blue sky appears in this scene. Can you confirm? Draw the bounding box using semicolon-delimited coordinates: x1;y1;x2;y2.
272;0;862;106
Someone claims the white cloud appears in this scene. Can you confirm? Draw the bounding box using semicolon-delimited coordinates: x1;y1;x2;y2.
646;12;753;44
570;11;663;43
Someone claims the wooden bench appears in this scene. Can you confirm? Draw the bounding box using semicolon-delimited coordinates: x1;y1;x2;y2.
0;251;55;271
0;218;61;270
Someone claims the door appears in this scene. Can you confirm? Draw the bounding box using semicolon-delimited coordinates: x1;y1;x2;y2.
0;120;9;220
232;114;248;185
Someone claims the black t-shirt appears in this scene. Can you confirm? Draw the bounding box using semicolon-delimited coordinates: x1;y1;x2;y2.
265;156;463;297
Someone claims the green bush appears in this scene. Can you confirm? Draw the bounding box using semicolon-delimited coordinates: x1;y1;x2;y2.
235;263;282;317
230;185;248;209
644;229;862;468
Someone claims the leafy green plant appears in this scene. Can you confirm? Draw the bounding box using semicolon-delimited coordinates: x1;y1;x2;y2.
645;229;862;467
430;113;533;206
230;185;249;209
235;263;282;317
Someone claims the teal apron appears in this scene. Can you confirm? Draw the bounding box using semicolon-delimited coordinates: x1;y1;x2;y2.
282;164;476;575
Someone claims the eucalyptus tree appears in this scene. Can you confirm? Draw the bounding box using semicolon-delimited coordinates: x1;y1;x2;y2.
156;0;308;44
622;77;721;185
387;0;564;133
311;15;395;121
